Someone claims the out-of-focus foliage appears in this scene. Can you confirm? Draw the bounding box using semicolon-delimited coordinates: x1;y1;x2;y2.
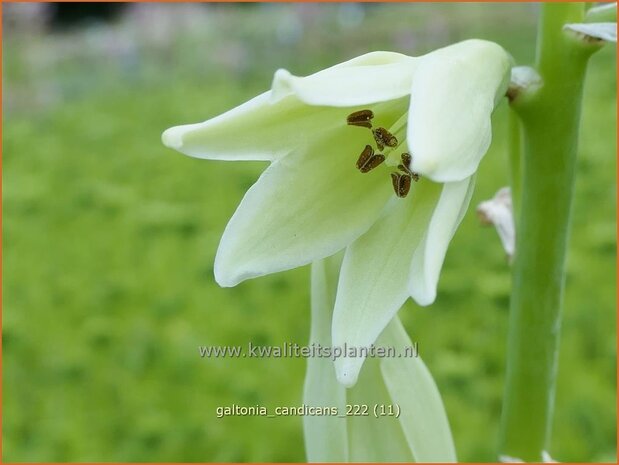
3;3;616;462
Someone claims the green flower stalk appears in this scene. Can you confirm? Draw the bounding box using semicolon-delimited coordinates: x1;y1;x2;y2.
499;3;614;461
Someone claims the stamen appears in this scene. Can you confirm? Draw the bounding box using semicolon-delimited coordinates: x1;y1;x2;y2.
390;172;412;198
390;172;400;193
347;109;374;129
347;109;417;192
399;175;411;198
372;127;398;151
362;154;385;173
356;144;373;169
398;152;420;182
400;153;412;170
356;144;385;173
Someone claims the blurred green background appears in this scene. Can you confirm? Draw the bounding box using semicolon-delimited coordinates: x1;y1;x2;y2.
2;2;616;462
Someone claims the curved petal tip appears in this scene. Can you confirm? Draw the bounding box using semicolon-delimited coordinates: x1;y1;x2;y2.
271;68;294;102
213;269;239;288
161;126;185;150
213;249;246;288
409;283;436;307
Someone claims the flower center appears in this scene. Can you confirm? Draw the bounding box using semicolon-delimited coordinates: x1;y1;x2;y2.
346;109;420;198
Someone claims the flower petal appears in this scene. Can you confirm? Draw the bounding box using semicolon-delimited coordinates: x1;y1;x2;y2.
476;186;515;259
162;51;416;161
379;317;457;462
162;92;341;161
409;39;511;182
304;257;348;463
409;176;476;306
346;357;415;462
564;22;617;43
271;51;418;107
214;128;392;287
332;181;443;387
305;256;416;462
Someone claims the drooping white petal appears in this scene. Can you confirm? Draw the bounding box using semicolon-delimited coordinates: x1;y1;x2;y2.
564;22;617;42
162;50;417;161
409;176;476;306
162;92;341;161
272;51;418;107
305;256;428;462
214;128;392;287
379;318;457;463
304;256;348;463
476;186;516;259
346;358;415;462
332;181;443;387
409;39;511;182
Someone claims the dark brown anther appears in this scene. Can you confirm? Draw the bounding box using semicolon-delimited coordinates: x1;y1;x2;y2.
356;144;373;169
399;152;420;182
390;172;400;194
372;127;398;151
356;144;385;173
400;152;412;170
347;109;374;129
391;172;412;198
399;174;412;197
361;154;385;173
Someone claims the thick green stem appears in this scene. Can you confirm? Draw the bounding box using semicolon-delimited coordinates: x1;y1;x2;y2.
507;108;522;224
499;3;598;461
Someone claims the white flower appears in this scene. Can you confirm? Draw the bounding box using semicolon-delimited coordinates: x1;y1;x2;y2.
304;255;456;462
477;187;516;260
162;39;511;386
564;22;617;43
